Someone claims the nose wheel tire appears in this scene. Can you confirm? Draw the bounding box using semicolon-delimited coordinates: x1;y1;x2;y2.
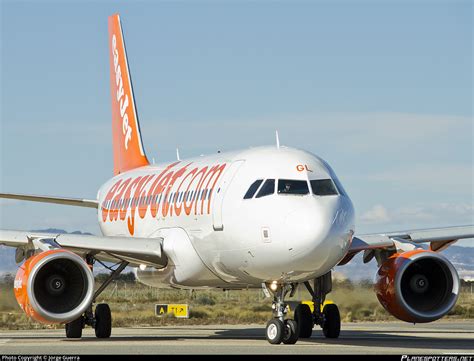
95;303;112;338
282;319;299;344
322;303;340;338
295;303;313;338
266;319;285;344
65;317;83;338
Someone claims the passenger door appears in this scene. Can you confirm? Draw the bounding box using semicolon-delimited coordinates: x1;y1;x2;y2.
212;160;245;231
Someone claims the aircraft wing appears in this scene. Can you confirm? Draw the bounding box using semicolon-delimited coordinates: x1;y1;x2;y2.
0;193;98;208
338;225;474;265
0;229;167;268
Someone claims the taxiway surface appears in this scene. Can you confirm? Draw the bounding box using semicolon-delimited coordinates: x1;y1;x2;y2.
1;321;473;354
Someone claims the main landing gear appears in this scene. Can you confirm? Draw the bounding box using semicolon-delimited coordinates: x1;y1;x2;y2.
296;271;341;340
265;271;341;345
65;258;129;339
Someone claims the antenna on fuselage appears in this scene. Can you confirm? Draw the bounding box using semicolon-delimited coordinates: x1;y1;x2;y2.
176;148;181;161
275;130;280;149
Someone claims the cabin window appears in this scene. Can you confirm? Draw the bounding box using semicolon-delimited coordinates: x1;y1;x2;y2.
310;179;338;196
243;179;263;199
277;179;309;195
255;179;275;198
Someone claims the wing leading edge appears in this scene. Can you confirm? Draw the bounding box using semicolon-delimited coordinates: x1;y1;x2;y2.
0;193;98;208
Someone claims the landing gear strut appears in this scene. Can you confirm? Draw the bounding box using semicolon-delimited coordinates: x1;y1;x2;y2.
296;271;340;339
64;257;128;339
265;283;299;345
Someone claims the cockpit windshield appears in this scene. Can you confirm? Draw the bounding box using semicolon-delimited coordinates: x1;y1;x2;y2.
310;179;338;196
243;179;263;199
244;178;340;199
277;179;309;195
255;179;275;198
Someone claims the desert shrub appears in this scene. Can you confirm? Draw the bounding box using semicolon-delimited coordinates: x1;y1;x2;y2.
195;294;216;306
190;309;209;319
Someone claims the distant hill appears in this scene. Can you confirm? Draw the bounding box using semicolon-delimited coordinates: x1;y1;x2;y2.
29;228;93;236
1;230;473;281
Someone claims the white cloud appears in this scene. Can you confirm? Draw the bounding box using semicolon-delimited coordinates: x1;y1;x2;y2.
392;205;435;222
367;164;473;193
6;111;471;157
359;202;474;228
360;205;391;224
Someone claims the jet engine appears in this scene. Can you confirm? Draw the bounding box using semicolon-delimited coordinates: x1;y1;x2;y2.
14;249;94;324
375;249;459;323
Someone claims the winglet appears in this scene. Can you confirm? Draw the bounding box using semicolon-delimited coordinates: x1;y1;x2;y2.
108;14;149;175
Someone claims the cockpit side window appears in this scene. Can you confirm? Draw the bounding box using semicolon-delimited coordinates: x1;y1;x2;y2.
255;179;275;198
310;179;338;196
277;179;309;195
243;179;263;199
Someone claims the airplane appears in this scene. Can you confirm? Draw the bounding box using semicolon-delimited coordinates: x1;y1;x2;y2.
1;13;473;345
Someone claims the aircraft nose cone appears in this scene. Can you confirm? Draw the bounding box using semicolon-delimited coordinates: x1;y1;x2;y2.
284;196;353;268
284;204;332;257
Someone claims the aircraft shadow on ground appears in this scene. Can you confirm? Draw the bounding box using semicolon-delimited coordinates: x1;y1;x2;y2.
2;327;471;350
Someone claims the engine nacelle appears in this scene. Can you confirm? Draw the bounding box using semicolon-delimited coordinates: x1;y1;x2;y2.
375;249;459;323
14;249;94;324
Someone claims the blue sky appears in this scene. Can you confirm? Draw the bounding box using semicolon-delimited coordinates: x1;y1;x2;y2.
1;1;473;245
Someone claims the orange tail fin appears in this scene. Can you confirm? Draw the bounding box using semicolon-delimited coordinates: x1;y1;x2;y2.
108;14;149;175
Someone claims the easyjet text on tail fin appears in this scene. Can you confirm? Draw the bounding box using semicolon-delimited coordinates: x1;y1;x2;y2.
108;14;149;175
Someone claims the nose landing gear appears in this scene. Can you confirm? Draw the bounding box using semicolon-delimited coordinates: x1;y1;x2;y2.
264;283;300;344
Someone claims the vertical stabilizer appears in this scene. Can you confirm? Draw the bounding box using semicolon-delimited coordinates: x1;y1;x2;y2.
108;14;149;175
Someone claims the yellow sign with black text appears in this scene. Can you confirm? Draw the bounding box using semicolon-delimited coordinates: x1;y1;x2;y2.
155;304;189;318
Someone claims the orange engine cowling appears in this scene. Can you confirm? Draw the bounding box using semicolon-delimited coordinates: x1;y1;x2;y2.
375;249;459;323
14;249;94;324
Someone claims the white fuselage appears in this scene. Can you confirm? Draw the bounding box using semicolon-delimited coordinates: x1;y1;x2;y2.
97;146;355;289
